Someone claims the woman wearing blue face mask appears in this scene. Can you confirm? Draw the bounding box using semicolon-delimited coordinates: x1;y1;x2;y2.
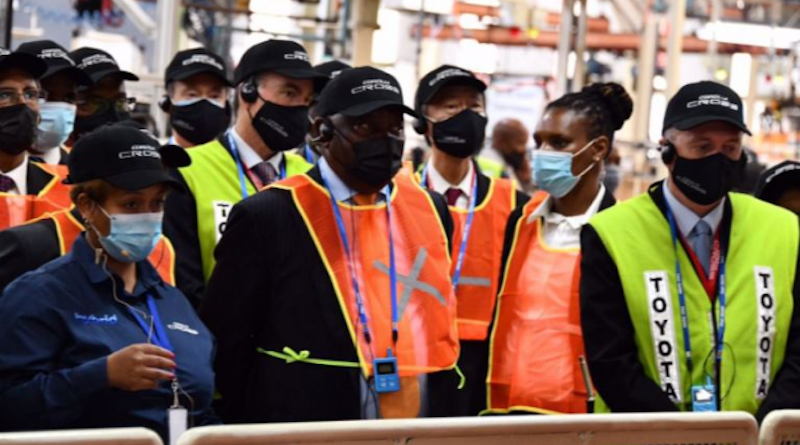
486;83;632;415
0;125;220;442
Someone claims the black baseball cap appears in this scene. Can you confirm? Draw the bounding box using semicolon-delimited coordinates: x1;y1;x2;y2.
315;66;417;118
233;40;325;85
755;161;800;204
65;124;190;191
166;48;232;87
70;47;139;85
313;60;351;94
663;81;751;135
17;40;92;86
0;47;47;79
415;65;487;114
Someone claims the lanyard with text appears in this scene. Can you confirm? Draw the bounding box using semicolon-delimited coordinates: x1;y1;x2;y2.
321;173;401;393
226;132;286;199
420;164;478;294
128;294;173;352
665;203;727;410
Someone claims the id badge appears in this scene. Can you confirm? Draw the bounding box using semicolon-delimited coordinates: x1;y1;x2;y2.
168;406;188;445
691;379;718;412
373;351;400;394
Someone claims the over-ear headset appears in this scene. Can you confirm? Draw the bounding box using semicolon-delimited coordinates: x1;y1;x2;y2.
310;118;334;143
240;79;258;104
413;116;428;135
661;141;676;164
158;96;171;112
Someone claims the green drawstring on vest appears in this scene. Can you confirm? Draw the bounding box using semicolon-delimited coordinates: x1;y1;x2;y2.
257;347;361;368
258;346;466;389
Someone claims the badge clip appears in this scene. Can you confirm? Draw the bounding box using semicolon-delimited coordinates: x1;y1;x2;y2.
373;348;400;394
691;376;718;412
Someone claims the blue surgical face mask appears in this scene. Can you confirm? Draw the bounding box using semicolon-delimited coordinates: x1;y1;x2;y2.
93;206;163;263
532;138;599;198
35;102;77;152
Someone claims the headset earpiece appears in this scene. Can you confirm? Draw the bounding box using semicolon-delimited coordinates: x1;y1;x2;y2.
661;142;676;164
310;118;334;143
241;80;258;104
413;117;428;135
158;96;171;112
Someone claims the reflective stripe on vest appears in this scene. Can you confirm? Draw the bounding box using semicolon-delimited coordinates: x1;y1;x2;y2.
450;176;515;340
589;190;797;414
270;171;459;377
487;191;588;414
47;209;177;285
180;139;312;282
0;163;71;230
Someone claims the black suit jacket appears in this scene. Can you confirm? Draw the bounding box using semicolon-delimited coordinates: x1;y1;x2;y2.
26;161;58;196
201;166;459;423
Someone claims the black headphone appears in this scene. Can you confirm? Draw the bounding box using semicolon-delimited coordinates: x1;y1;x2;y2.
661;142;676;164
240;80;259;104
413;116;428;135
158;96;171;112
310;118;334;143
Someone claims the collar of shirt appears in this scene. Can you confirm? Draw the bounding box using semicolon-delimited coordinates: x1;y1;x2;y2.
72;234;164;298
425;159;474;210
662;177;725;237
543;184;607;230
230;129;284;172
1;153;28;195
319;157;388;204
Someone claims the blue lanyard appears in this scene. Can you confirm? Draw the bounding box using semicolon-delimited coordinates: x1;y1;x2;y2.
664;202;726;384
303;143;316;164
128;294;173;352
420;164;478;293
226;132;287;199
321;173;398;346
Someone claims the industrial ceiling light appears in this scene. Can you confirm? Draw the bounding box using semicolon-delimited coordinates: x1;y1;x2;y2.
696;21;800;50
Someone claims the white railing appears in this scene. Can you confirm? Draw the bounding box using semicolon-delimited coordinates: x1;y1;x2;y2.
0;427;162;444
760;410;800;445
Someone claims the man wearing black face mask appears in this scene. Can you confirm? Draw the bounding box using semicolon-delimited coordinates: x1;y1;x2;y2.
413;64;529;416
0;47;72;230
580;81;800;419
161;48;232;148
201;66;462;422
163;40;317;307
68;48;139;144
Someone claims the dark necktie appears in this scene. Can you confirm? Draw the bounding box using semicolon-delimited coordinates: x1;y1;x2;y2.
444;188;461;207
0;175;15;193
251;161;278;187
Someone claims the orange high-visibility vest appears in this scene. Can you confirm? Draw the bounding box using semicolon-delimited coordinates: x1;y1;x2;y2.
449;177;515;340
0;162;71;230
271;171;459;377
487;192;588;414
45;209;177;285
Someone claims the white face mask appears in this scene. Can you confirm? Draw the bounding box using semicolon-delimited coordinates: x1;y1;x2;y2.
35;102;77;152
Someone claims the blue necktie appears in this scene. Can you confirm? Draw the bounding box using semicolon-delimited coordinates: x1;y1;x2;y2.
690;220;713;274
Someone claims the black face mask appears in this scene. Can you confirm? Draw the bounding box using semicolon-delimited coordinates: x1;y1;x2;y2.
504;152;526;170
73;108;130;141
343;133;404;188
431;109;488;159
0;104;38;156
251;101;309;152
672;152;747;205
170;100;231;146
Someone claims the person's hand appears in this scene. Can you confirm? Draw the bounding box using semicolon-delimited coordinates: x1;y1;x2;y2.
107;344;176;391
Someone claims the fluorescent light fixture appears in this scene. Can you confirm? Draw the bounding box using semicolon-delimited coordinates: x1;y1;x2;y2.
461;0;501;6
697;22;800;50
729;52;752;97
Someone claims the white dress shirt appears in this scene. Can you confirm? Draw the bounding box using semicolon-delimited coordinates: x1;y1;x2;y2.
662;177;725;238
540;184;606;249
319;157;387;204
424;160;475;210
1;154;28;195
229;129;283;173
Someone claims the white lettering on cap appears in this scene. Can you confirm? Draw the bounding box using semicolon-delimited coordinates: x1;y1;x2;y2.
77;53;117;70
351;79;400;96
428;68;471;87
0;49;10;56
284;51;309;62
686;94;740;111
754;266;776;400
645;270;683;404
118;144;161;160
182;54;223;71
764;164;800;185
39;49;74;65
